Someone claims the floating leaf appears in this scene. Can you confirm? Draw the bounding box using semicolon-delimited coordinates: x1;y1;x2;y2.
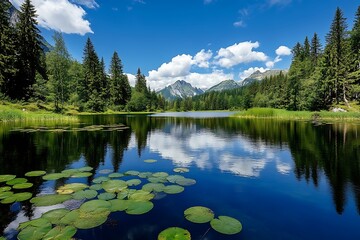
129;190;154;201
73;190;98;200
125;200;154;215
167;175;185;184
109;199;130;212
142;183;165;192
148;177;167;183
78;166;93;172
153;172;169;178
42;208;70;225
18;218;51;230
30;194;72;206
13;182;33;189
173;168;189;173
0;186;11;192
0;196;16;204
98;192;116;200
25;171;46;177
92;176;110;184
125;170;140;176
17;224;52;240
6;178;27;185
144;159;157;163
184;206;214;224
108;173;124;178
57;183;88;194
89;184;102;191
163;185;184;194
73;200;111;229
138;172;153;178
99;169;113;174
71;172;92;178
176;178;196;186
0;175;16;183
60;210;80;225
43;173;69;181
126;179;142;186
210;216;242;235
0;191;13;199
102;180;127;193
158;227;191;240
14;192;33;201
61;169;79;175
43;226;77;240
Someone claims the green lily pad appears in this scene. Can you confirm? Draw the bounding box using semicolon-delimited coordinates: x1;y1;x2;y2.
117;189;130;200
42;208;71;225
148;177;167;183
1;196;16;204
108;173;124;178
158;227;191;240
167;175;185;183
73;200;111;229
138;172;153;178
57;183;88;194
163;185;184;194
60;210;80;225
153;172;169;178
71;172;92;178
173;167;189;173
126;179;142;186
0;175;16;183
176;178;196;186
6;178;27;185
144;159;157;163
125;200;154;215
142;183;165;192
18;224;52;240
98;192;116;200
99;169;113;174
18;218;51;230
109;199;130;212
78;166;93;172
129;190;154;201
210;216;242;235
43;226;77;240
125;170;140;176
61;169;80;175
0;186;11;192
43;173;69;181
13;183;33;189
0;191;13;199
1;192;31;204
184;206;214;223
92;176;110;184
30;194;72;206
73;190;98;200
102;180;127;193
25;170;47;177
89;184;102;191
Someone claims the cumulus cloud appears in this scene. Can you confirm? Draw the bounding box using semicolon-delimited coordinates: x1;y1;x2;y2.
276;46;292;56
233;20;245;28
148;54;193;80
215;41;268;68
266;56;282;68
126;73;137;87
193;49;213;68
239;67;267;80
71;0;99;9
10;0;93;35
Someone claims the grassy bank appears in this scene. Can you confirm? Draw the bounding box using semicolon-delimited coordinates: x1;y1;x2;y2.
233;108;360;121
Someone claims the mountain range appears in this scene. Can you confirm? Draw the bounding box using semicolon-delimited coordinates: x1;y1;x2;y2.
157;70;288;100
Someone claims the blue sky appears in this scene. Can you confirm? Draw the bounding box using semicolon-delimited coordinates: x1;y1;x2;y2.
10;0;359;90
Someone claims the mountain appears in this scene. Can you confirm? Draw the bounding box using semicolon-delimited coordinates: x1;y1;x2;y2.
240;69;288;86
157;80;204;100
206;80;240;92
7;0;53;52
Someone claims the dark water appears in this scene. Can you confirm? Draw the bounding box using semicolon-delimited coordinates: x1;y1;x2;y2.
0;114;360;240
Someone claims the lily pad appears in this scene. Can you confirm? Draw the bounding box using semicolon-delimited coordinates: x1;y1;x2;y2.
109;199;130;212
158;227;191;240
0;186;11;192
144;159;157;163
6;178;27;185
25;170;47;177
126;179;142;186
98;192;116;200
42;208;71;225
99;169;113;174
78;166;93;172
57;183;88;194
125;170;140;176
43;173;69;181
167;175;185;183
30;194;72;206
138;172;153;178
0;175;16;183
18;224;52;240
184;206;214;224
148;177;167;183
0;191;13;199
1;192;31;203
61;169;80;175
73;200;111;229
13;182;33;189
129;190;154;201
102;180;127;193
210;216;242;235
163;185;184;194
0;196;16;204
18;218;51;230
125;200;154;215
142;183;165;192
73;190;98;200
89;184;102;191
71;172;92;178
153;172;169;178
108;173;124;178
92;176;110;184
173;168;189;173
43;226;77;240
176;178;196;186
59;210;80;225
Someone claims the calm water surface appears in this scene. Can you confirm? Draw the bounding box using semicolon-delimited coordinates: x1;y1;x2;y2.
0;113;359;239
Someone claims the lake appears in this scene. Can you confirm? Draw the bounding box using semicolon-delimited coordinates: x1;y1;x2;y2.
0;113;359;240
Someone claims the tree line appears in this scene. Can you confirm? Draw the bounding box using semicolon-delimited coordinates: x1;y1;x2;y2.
173;6;360;111
0;0;165;112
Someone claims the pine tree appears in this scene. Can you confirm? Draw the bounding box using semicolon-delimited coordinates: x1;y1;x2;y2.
135;68;147;93
349;6;360;99
12;0;46;100
109;52;124;106
303;36;311;58
0;0;17;96
310;33;322;67
46;32;70;111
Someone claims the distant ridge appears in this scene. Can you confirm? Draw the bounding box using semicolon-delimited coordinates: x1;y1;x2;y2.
157;80;204;100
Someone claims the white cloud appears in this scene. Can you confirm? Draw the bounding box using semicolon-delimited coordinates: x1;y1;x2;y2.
239;67;267;80
215;41;268;68
276;46;292;56
266;56;282;68
126;73;136;87
10;0;93;35
193;49;213;68
148;54;193;80
233;20;245;28
71;0;99;9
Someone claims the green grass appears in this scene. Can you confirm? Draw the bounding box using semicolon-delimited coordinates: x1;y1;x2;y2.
233;108;360;121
